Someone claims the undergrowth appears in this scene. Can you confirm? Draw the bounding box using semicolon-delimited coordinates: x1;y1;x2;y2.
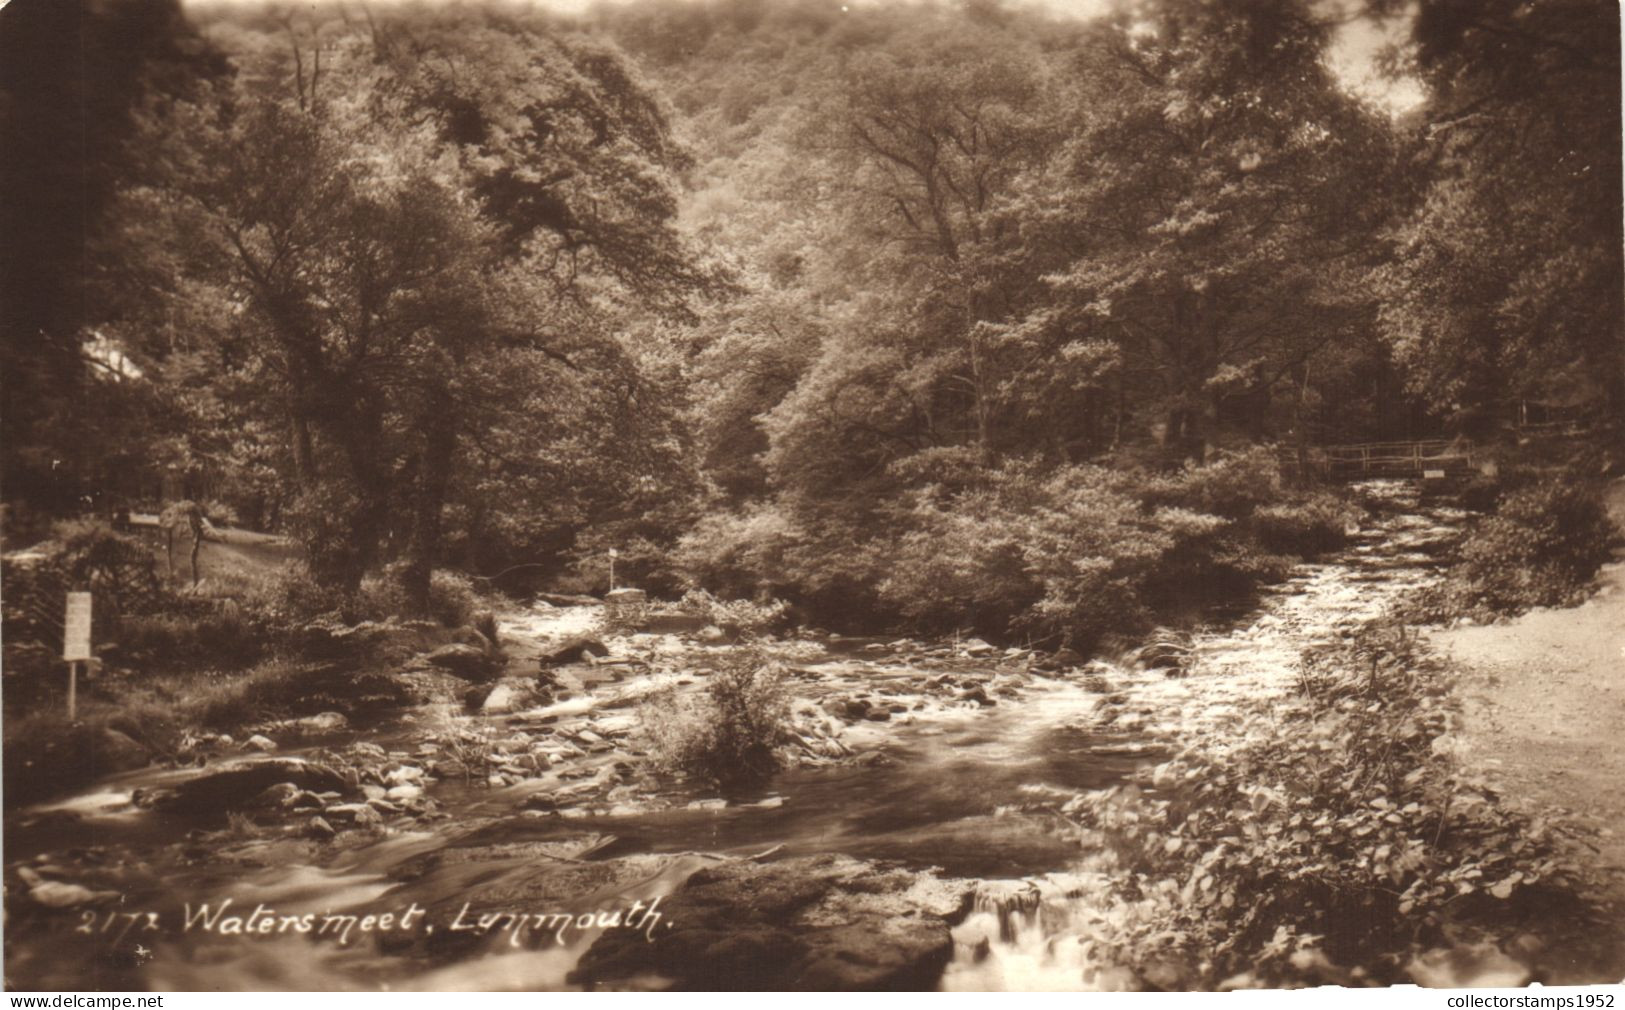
1406;477;1618;622
1064;619;1596;987
638;645;791;789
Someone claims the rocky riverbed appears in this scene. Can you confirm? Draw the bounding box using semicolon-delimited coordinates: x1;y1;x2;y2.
3;482;1472;991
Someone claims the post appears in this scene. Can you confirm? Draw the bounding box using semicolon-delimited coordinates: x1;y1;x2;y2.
608;548;618;592
63;591;92;721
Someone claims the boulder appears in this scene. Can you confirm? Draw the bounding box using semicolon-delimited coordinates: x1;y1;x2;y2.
248;782;303;810
571;855;967;991
425;643;497;680
243;734;278;753
480;679;544;714
605;588;648;605
306;816;336;840
291;712;348;733
538;636;609;667
324;803;384;828
140;759;350;815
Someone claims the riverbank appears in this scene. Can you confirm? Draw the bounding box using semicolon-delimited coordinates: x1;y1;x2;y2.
1429;478;1625;984
6;480;1505;992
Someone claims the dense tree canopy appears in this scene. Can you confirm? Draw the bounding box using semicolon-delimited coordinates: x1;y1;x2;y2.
2;0;1619;627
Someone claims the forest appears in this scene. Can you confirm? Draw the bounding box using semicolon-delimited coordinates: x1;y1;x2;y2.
1;0;1623;994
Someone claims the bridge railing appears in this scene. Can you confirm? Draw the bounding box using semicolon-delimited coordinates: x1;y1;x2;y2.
1279;439;1475;479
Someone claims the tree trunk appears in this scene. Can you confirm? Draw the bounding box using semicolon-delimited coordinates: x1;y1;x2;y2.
398;390;457;618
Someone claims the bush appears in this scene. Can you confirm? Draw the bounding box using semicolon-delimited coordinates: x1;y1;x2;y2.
677;453;1359;649
1252;494;1361;555
678;589;791;637
1417;478;1618;620
639;647;791;789
1065;622;1590;987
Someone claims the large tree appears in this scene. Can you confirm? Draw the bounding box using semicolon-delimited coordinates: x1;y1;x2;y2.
0;0;223;523
119;4;717;608
1373;0;1623;428
1014;0;1398;459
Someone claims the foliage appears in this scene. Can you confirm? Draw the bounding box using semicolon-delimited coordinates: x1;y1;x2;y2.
678;451;1350;648
638;646;790;788
677;588;789;637
1412;478;1618;621
1066;621;1590;986
1373;0;1623;426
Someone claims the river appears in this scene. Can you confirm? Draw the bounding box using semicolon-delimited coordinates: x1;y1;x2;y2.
2;481;1466;991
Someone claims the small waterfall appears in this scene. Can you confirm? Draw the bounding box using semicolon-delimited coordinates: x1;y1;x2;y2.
942;875;1134;992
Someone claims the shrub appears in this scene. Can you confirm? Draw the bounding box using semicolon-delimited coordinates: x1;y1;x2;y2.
1251;494;1360;556
675;452;1357;648
1417;478;1618;620
678;589;789;637
1065;621;1589;987
639;647;791;789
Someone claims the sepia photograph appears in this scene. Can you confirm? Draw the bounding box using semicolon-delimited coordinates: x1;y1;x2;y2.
1;0;1622;994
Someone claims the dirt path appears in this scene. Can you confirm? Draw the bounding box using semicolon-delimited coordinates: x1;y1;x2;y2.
1429;478;1625;983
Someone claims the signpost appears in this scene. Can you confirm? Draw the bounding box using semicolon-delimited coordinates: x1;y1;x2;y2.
63;592;92;720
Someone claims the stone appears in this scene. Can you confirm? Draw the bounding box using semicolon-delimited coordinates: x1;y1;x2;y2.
386;784;422;802
324;803;383;828
697;625;727;643
306;816;336;840
480;680;540;714
385;765;424;786
293;712;347;733
425;643;497;680
538;636;610;666
142;759;350;815
243;734;278;752
864;707;892;722
248;782;303;809
605;588;648;605
959;685;995;707
571;855;966;991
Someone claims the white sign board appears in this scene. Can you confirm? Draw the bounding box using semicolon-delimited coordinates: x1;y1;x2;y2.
1423;469;1446;479
63;592;92;661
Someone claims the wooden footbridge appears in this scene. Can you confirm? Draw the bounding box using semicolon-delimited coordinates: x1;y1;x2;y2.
1282;439;1479;482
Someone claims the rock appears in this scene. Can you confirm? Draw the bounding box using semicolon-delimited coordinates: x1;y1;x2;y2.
538;636;610;666
144;759;350;815
571;855;965;991
293;712;347;733
248;782;303;809
959;638;996;655
697;625;727;643
324;803;384;828
864;707;892;722
243;734;278;753
426;643;497;680
306;816;336;840
480;680;540;714
361;784;387;801
605;588;648;605
385;765;424;786
959;685;995;707
15;868;118;909
93;728;151;773
386;784;423;802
